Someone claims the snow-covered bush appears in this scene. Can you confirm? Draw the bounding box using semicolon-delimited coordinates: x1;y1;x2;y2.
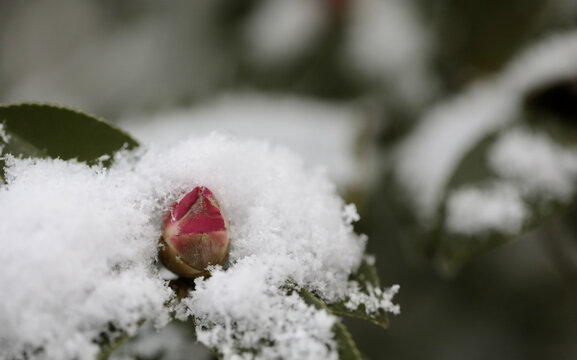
0;104;398;360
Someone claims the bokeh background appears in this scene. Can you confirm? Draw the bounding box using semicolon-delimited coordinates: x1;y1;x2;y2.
2;1;577;359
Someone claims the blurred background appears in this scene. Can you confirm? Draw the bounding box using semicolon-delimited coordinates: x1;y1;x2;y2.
2;1;577;359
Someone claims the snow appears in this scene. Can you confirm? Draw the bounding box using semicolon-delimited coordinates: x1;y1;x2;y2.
503;31;577;93
180;257;338;360
345;283;400;316
0;157;171;360
394;83;518;224
445;183;528;235
489;128;577;201
394;30;577;225
2;2;237;115
120;93;374;191
0;133;398;360
444;128;577;236
343;203;361;224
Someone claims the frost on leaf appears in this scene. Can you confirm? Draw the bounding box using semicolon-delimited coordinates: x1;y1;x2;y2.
0;134;398;360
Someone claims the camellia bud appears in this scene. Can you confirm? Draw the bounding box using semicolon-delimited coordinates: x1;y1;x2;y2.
159;186;229;278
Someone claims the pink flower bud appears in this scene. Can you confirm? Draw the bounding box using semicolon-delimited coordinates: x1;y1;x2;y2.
159;186;229;278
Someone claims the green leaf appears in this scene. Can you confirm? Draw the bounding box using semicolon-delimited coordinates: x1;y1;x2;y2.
0;103;139;181
296;286;363;360
327;257;389;330
431;131;505;272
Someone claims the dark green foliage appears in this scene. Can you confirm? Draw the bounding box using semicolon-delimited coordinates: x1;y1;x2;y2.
0;103;138;182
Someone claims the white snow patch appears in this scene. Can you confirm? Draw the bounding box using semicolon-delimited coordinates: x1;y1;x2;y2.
181;257;338;360
489;128;577;201
343;203;360;224
0;157;172;360
446;183;528;235
0;134;397;360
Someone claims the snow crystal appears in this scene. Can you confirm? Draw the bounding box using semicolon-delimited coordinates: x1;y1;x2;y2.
446;183;528;235
489;128;577;201
345;283;400;316
0;133;397;360
395;30;577;224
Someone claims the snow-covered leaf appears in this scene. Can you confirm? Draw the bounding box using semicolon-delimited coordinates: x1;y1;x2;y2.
327;257;392;330
434;114;577;272
393;30;577;272
0;104;399;359
0;103;138;181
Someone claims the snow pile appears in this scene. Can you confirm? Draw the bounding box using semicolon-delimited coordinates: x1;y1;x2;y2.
0;158;172;360
0;134;398;360
446;183;528;235
182;257;337;360
395;30;577;226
